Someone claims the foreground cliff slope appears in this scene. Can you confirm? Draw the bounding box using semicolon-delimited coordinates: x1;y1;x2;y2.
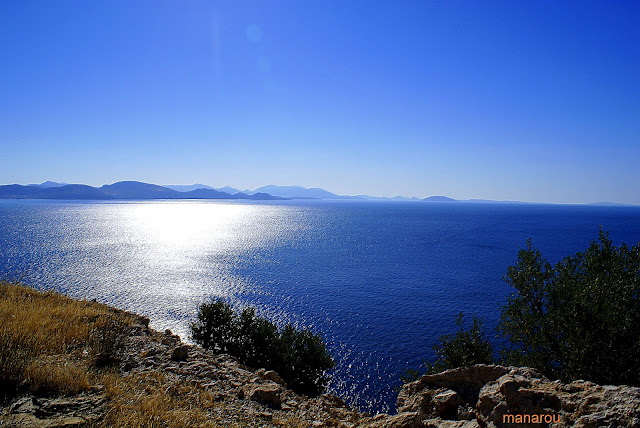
1;282;639;427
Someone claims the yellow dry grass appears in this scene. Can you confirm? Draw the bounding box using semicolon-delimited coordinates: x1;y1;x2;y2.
0;281;133;394
101;371;223;428
24;355;91;395
101;371;310;427
0;282;311;427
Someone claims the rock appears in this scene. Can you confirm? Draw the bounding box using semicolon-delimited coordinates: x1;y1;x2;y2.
362;412;423;428
433;390;464;419
244;384;283;408
257;368;286;386
285;399;299;408
170;345;189;361
0;414;88;427
322;393;346;407
1;391;105;427
396;364;640;427
51;416;87;427
142;347;162;358
396;385;464;420
398;365;510;412
8;397;36;414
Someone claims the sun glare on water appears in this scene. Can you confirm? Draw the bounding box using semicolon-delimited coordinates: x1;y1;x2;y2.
114;201;298;299
130;201;251;249
94;200;298;338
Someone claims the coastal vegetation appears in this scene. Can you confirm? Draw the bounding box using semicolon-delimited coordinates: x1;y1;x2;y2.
426;313;493;375
0;281;323;427
0;281;133;398
2;228;640;425
499;229;640;386
190;299;335;397
416;229;640;388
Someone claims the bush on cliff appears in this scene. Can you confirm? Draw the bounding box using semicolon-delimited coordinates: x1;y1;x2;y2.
499;229;640;386
426;312;494;374
190;299;334;397
401;312;494;384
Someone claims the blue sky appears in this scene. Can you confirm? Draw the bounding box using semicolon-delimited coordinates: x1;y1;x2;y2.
1;1;639;203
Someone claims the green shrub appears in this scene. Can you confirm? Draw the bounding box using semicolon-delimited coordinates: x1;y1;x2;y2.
190;299;334;397
190;300;235;353
277;324;335;396
498;229;640;385
425;312;493;374
401;312;493;384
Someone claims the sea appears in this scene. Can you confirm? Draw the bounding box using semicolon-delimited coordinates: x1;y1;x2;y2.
1;199;640;412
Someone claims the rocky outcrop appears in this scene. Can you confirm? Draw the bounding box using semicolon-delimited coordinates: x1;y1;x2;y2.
2;390;106;427
0;313;364;427
3;299;640;428
395;364;640;427
241;383;283;408
257;368;286;386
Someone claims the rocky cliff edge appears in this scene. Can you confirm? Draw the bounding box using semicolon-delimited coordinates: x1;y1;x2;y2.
2;310;640;427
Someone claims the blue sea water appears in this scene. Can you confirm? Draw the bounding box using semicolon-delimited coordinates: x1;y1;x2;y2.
1;199;640;412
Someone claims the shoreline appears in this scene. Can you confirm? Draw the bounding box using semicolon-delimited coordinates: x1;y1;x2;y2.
2;282;640;427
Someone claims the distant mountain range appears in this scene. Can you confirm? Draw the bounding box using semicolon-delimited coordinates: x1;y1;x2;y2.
163;184;243;194
250;185;357;200
423;195;456;202
27;181;69;188
1;181;462;202
167;184;459;201
0;181;283;201
3;181;630;205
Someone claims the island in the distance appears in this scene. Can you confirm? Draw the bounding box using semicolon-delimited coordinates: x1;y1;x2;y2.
0;181;283;201
0;181;461;202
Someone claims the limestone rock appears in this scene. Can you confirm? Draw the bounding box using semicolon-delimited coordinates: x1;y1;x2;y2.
397;364;640;427
170;344;190;361
1;392;105;427
257;368;286;386
361;412;423;428
398;365;510;415
244;384;283;408
2;296;370;428
432;390;464;419
7;290;640;428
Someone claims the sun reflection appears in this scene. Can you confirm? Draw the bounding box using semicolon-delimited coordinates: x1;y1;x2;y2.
131;201;250;249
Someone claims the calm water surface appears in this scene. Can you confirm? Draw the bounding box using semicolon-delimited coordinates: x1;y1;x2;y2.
2;199;640;412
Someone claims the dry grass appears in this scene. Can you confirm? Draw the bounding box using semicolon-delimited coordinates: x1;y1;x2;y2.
101;371;311;427
24;355;91;395
0;281;134;395
272;415;309;428
101;371;224;428
0;282;312;427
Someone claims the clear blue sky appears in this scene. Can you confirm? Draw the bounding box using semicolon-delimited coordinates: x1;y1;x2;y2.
2;1;639;203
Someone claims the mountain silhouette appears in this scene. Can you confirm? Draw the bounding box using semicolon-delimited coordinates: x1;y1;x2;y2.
0;181;284;201
0;181;470;203
250;185;359;199
163;184;216;192
423;195;457;202
27;181;69;188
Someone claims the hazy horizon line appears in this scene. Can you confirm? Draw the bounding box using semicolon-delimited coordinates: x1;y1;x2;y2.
1;179;638;207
